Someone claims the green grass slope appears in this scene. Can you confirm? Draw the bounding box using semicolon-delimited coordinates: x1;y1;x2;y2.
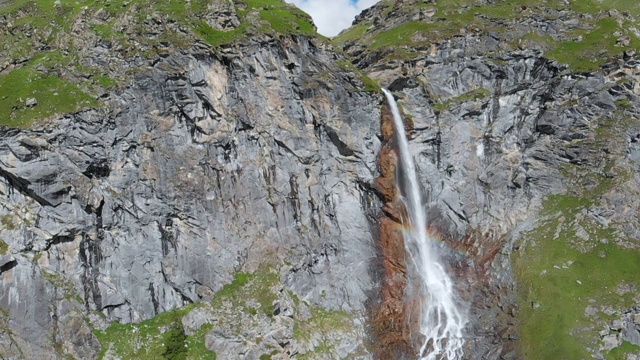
0;0;318;127
513;112;640;359
335;0;640;72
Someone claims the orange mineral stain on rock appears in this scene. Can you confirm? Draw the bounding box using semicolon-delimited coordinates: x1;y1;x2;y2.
370;104;514;359
369;104;417;359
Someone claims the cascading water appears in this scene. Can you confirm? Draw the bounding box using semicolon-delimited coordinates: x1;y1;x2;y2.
382;89;467;360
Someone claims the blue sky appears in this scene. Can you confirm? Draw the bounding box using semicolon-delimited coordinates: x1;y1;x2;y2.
285;0;381;37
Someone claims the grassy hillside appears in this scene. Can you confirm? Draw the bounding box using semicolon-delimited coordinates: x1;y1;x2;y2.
513;112;640;359
0;0;318;127
335;0;640;71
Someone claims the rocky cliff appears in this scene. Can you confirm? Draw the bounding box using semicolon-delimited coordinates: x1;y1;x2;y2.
1;0;640;359
337;0;640;358
0;1;380;358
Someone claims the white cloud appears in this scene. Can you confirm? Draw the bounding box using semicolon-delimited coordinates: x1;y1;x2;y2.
286;0;380;37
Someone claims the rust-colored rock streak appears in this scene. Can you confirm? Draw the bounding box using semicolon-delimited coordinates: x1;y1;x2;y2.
370;105;417;359
369;104;517;359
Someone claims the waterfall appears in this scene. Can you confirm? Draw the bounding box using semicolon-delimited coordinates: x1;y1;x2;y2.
382;89;467;360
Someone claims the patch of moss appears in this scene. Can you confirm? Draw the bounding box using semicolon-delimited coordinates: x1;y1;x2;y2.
547;18;637;72
606;341;640;360
0;0;112;74
432;88;491;112
0;0;93;32
192;21;250;47
170;0;317;47
94;304;216;360
511;31;555;51
0;0;321;128
212;270;279;315
0;215;16;230
615;98;632;109
259;350;279;360
95;75;118;89
293;306;355;342
352;0;516;52
568;0;640;15
513;107;640;358
336;60;380;92
96;269;283;360
367;21;434;51
333;22;369;47
361;74;380;92
0;54;97;127
0;240;8;255
257;5;316;36
297;343;335;360
514;165;640;360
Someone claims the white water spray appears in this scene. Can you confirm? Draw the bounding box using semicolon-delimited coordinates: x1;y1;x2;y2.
382;89;466;360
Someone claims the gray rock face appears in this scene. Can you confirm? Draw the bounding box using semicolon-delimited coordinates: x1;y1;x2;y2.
0;36;380;358
596;307;640;356
206;0;241;31
24;98;37;107
622;309;640;346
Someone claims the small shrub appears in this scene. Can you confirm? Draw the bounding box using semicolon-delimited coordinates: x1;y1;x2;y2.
162;325;188;360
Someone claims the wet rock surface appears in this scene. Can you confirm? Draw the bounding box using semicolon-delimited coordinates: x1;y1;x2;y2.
368;106;414;359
